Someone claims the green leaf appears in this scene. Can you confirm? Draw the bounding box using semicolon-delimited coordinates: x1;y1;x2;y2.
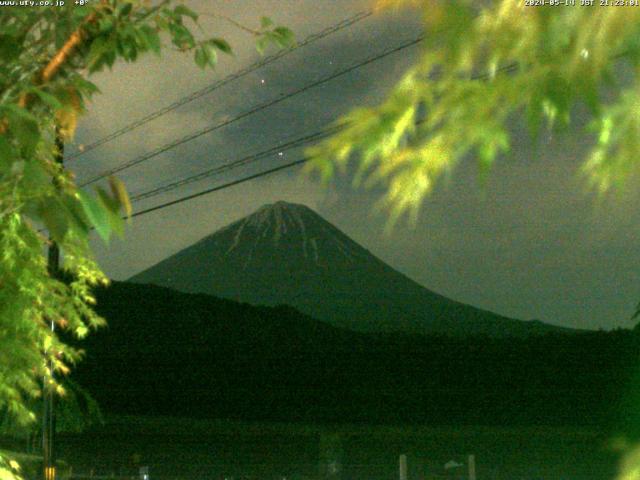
273;27;295;47
1;105;40;157
174;5;198;21
107;208;125;239
526;94;544;143
140;25;161;54
116;28;139;62
104;49;116;69
256;36;269;55
108;176;132;219
96;187;119;213
272;34;290;49
54;15;72;49
72;5;93;21
21;159;50;192
0;136;14;172
61;194;90;235
86;36;109;72
77;190;112;243
39;197;69;243
75;324;89;339
96;188;124;239
117;1;133;18
543;73;572;127
71;75;100;98
169;23;195;50
98;17;114;35
580;80;600;116
261;16;274;29
27;88;63;110
0;34;20;62
203;42;218;67
194;46;207;69
209;38;232;54
154;15;169;30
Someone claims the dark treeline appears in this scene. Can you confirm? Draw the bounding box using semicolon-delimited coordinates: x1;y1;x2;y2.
69;281;640;436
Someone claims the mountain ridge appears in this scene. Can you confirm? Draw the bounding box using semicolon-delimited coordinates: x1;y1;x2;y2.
71;280;634;426
129;201;574;338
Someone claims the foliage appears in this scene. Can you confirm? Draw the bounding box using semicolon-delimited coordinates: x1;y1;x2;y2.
305;0;640;225
79;281;637;428
0;378;104;438
0;0;293;456
0;453;22;480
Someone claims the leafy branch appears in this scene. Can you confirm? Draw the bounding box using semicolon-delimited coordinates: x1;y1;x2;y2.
0;0;294;443
305;0;640;225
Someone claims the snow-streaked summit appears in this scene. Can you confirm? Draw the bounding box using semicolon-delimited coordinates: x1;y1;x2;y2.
213;201;364;266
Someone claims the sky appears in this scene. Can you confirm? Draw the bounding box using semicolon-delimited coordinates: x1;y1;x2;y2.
68;0;640;331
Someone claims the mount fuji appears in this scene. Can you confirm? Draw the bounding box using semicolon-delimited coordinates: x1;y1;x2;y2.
128;201;570;337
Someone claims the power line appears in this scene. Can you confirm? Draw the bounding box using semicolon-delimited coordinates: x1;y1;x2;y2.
79;34;426;188
66;10;373;161
127;60;519;205
129;123;341;202
125;61;520;221
33;46;519;237
130;157;309;219
35;155;310;257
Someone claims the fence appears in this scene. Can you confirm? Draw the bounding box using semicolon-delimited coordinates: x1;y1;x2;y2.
62;454;477;480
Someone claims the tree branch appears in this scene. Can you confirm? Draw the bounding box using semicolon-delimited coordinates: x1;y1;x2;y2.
41;2;108;83
40;22;94;85
15;0;107;109
199;12;261;36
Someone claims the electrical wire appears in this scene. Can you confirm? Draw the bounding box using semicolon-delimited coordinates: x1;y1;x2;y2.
130;157;309;219
79;34;426;188
66;10;373;161
126;61;519;208
129;123;342;202
126;67;523;220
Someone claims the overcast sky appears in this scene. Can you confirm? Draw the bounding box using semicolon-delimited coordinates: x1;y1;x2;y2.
68;0;640;331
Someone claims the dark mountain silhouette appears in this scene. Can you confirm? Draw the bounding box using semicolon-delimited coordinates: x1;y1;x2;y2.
129;201;572;338
69;281;639;430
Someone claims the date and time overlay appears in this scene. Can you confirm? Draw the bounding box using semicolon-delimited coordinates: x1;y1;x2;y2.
525;0;639;6
0;0;90;7
1;0;638;10
2;0;640;8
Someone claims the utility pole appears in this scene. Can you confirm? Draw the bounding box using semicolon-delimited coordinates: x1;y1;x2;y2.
468;454;476;480
398;454;407;480
43;131;63;480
